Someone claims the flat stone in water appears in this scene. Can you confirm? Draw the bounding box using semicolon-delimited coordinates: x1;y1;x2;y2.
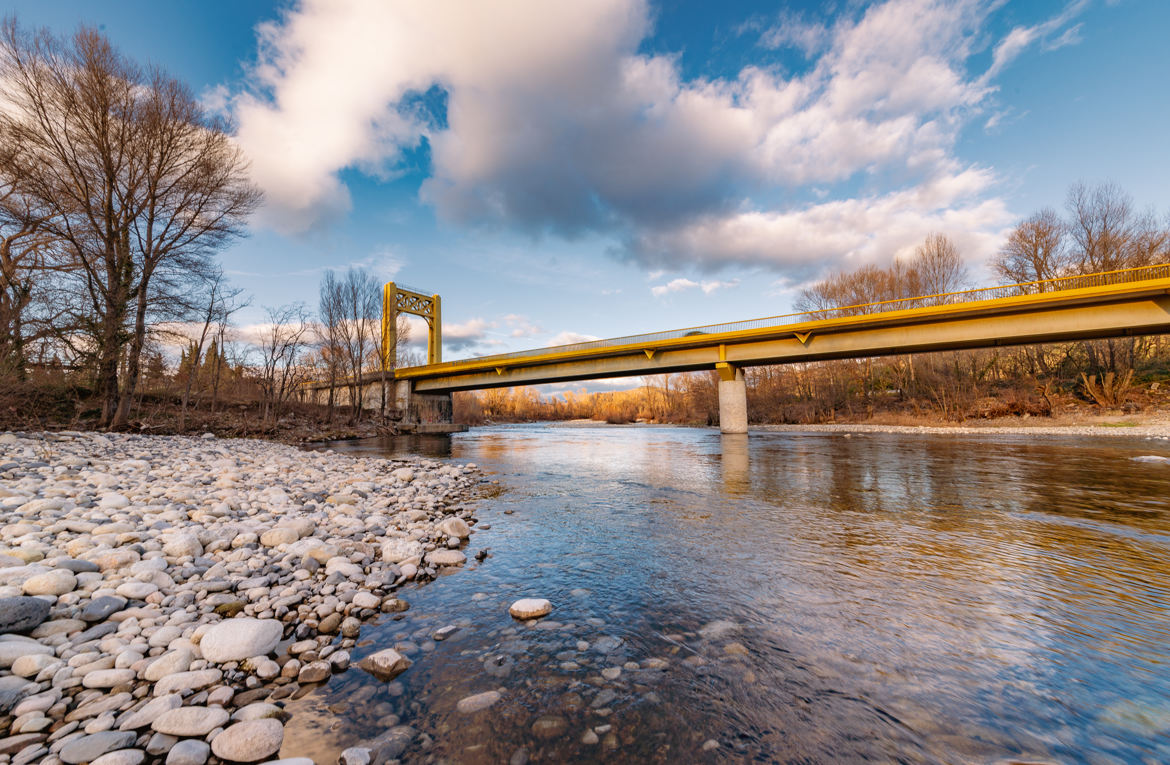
456;690;502;714
357;648;411;680
509;598;552;619
531;715;568;740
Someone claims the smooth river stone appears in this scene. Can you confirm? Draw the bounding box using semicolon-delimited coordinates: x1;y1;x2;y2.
115;582;158;600
509;598;553;619
118;694;182;731
83;668;136;689
165;739;210;765
152;669;222;696
456;690;501;714
0;596;51;634
22;569;77;596
438;517;471;538
351;592;380;610
199;618;282;663
59;731;137;764
380;538;422;564
0;640;54;669
80;595;128;622
90;750;146;765
143;649;193;681
211;719;284;763
357;648;411;680
151;706;229;736
424;549;466;567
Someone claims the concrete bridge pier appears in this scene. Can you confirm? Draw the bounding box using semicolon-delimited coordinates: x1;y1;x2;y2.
716;363;748;434
393;380;466;434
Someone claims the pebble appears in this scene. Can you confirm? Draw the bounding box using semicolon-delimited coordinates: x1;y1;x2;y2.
79;596;126;623
165;739;210;765
531;715;568;739
509;598;553;619
22;569;76;596
456;690;501;714
211;719;284;763
0;596;51;634
357;648;411;681
59;731;137;764
0;433;483;759
199;619;283;663
90;749;147;765
297;661;331;683
151;706;230;736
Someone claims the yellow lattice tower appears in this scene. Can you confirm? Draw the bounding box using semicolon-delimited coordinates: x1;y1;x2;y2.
382;282;442;367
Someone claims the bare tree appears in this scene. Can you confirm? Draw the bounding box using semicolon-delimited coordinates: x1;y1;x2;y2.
317;271;345;423
254;303;311;427
912;232;968;298
178;271;247;431
371;312;410;419
1066;181;1143;273
993;209;1068;287
0;158;56;378
0;20;260;428
325;268;380;423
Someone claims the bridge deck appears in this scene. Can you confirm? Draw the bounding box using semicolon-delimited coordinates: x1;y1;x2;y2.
362;264;1170;393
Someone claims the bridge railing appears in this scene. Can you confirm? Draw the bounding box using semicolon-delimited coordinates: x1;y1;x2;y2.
429;262;1170;369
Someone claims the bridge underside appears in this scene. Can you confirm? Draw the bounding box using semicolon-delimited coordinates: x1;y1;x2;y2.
394;286;1170;433
407;293;1170;393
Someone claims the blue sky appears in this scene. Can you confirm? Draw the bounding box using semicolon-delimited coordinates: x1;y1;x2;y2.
6;0;1169;372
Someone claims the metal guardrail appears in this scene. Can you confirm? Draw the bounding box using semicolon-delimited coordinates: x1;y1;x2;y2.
425;263;1170;370
393;282;434;296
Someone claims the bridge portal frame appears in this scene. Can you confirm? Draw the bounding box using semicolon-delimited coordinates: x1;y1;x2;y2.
383;282;442;366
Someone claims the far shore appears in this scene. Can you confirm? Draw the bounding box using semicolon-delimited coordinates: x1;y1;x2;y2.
541;415;1170;438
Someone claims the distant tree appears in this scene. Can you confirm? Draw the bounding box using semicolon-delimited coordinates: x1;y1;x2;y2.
993;209;1068;287
179;271;247;431
912;232;968;298
1066;182;1144;273
317;271;345;422
254;303;311;426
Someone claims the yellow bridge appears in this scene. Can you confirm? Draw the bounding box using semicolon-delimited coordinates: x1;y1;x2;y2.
368;264;1170;433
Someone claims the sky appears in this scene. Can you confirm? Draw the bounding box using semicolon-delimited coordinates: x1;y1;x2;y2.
6;0;1170;377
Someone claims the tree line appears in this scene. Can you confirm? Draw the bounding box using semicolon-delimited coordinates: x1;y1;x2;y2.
0;21;413;434
457;183;1170;426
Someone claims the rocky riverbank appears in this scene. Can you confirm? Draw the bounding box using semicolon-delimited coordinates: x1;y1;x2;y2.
0;432;485;765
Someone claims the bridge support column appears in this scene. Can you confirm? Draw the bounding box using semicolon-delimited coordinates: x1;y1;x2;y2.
716;362;748;434
392;380;466;434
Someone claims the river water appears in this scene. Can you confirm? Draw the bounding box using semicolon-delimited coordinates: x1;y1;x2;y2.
291;424;1170;764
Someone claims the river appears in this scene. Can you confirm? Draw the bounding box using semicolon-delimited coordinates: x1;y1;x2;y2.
291;424;1170;763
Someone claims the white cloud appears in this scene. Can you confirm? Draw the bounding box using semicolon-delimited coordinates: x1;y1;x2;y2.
984;0;1089;81
632;168;1013;273
224;0;1092;273
650;277;739;297
757;11;829;57
548;331;601;346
